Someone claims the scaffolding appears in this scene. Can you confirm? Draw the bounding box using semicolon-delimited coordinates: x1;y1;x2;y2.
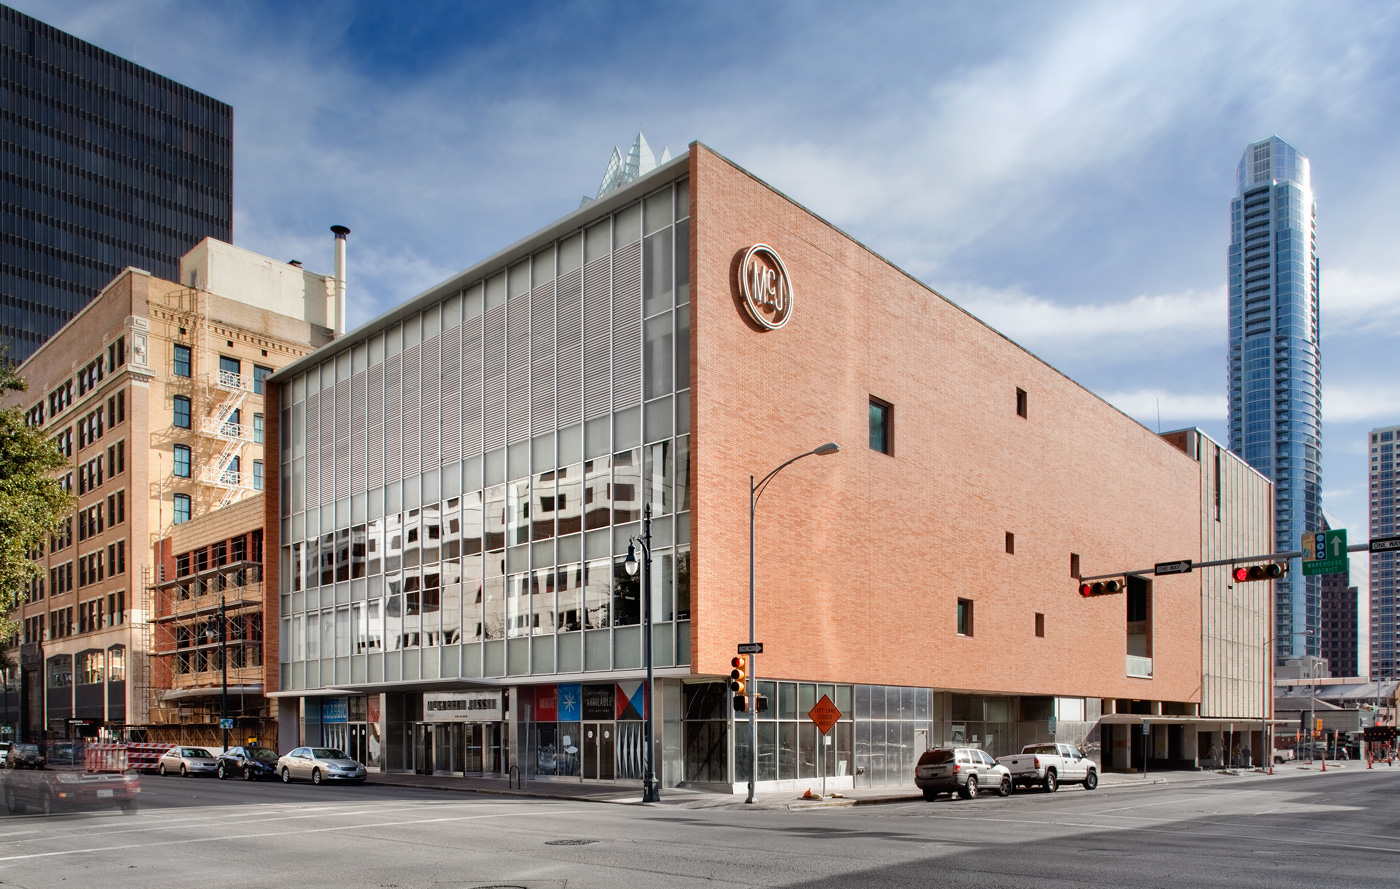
146;558;275;748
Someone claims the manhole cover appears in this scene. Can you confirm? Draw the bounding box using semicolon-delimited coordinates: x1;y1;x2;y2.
545;839;599;846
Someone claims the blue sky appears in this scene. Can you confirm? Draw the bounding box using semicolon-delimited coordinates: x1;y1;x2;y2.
19;0;1400;563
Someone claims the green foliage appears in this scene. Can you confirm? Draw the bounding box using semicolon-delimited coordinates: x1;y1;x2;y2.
0;358;77;630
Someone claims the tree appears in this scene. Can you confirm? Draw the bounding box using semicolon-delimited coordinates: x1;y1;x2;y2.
0;356;76;634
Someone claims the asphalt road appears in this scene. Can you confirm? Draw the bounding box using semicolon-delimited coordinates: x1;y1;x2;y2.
3;768;1400;888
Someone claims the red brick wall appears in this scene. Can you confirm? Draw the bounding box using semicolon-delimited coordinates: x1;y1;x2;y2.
688;143;1202;704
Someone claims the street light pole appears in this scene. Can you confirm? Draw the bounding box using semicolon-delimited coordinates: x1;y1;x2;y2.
208;597;229;752
747;442;839;804
625;504;659;802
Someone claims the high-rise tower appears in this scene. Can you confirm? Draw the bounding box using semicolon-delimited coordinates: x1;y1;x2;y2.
0;4;233;363
1370;424;1398;679
1227;136;1321;665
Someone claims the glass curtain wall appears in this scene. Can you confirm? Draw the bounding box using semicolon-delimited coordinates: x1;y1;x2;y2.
279;179;692;691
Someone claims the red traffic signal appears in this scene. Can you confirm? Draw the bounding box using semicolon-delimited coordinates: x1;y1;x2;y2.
1232;563;1286;583
1079;579;1123;597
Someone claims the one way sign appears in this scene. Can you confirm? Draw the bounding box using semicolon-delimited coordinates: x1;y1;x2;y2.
1154;560;1193;576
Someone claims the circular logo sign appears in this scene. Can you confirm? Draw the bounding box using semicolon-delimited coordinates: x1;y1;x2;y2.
738;244;793;330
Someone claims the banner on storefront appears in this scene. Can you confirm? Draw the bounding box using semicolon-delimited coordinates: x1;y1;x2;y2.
321;698;349;724
534;685;559;722
423;690;502;722
582;684;614;721
558;684;582;721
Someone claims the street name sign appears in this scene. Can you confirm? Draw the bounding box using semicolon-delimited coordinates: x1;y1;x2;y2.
808;695;842;735
1371;535;1400;554
1154;560;1193;576
737;642;764;655
1302;529;1348;576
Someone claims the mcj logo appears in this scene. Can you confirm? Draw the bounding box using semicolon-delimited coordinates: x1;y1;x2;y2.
739;244;793;330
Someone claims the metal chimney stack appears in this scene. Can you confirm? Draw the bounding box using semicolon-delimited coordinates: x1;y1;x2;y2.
331;225;350;335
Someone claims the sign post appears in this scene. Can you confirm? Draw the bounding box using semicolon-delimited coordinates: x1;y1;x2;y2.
808;695;842;798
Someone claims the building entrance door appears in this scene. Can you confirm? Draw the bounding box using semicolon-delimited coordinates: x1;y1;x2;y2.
583;722;615;780
460;723;503;775
413;723;434;774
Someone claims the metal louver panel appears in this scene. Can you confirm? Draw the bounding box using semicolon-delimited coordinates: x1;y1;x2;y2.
335;440;349;500
483;304;506;451
402;345;422;478
440;325;462;465
556;268;583;428
582;255;611;421
462;323;483;457
335;379;350;441
420;336;441;470
351;370;367;493
611;241;642;411
304;392;320;506
367;364;384;490
384;354;402;484
506;294;531;445
320;384;335;451
530;282;556;435
319;444;334;506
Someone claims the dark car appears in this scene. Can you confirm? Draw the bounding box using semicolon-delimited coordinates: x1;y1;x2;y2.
216;746;280;781
3;767;139;814
5;743;47;770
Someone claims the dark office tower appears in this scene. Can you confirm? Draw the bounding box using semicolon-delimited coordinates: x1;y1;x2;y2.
0;4;232;362
1320;517;1359;677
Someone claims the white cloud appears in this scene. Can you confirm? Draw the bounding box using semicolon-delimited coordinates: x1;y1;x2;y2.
1095;388;1226;425
1322;384;1400;423
1320;266;1400;336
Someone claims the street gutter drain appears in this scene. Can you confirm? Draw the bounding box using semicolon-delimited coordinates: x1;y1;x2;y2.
546;839;599;846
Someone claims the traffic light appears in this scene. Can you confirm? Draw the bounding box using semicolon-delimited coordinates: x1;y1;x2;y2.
730;656;748;712
1232;563;1287;583
1079;579;1123;597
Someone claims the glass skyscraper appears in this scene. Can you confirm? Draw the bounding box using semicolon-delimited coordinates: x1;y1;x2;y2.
0;4;232;363
1227;136;1321;665
1370;425;1398;679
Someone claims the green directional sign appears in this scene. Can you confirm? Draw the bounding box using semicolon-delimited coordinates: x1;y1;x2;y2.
1302;529;1347;576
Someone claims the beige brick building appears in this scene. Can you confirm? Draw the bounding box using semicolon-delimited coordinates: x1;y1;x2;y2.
3;239;337;744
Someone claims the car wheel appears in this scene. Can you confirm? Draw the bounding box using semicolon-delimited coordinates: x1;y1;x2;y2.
959;775;978;800
998;775;1012;797
1084;769;1098;791
180;764;188;777
1043;770;1058;793
217;764;227;780
922;788;937;802
312;768;323;786
281;767;292;784
158;763;167;776
243;766;255;781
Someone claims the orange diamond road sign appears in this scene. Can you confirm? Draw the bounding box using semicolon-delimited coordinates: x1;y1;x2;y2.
808;694;841;735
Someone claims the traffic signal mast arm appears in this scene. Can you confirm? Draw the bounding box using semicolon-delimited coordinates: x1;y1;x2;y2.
1078;542;1375;582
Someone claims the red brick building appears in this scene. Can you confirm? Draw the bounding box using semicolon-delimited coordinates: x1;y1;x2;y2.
267;143;1273;792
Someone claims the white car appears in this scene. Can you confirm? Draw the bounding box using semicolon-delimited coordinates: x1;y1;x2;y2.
276;747;367;785
157;746;219;777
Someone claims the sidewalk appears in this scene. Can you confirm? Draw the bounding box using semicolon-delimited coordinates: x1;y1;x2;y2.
364;760;1359;811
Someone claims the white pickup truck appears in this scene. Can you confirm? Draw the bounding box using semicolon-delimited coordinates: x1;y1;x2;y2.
996;742;1099;792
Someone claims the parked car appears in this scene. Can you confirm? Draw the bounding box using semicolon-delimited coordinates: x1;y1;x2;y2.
0;742;10;767
216;746;280;781
914;747;1012;800
276;747;367;785
4;743;47;770
157;746;219;777
997;742;1099;792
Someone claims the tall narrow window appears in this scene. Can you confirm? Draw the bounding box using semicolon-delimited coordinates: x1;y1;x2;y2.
173;396;191;429
869;397;892;455
1035;612;1045;637
1016;388;1028;418
219;355;241;383
173;344;192;377
253;365;273;394
173;445;192;478
1070;553;1080;579
253;460;265;491
173;494;192;525
254;413;264;444
957;598;974;636
1005;532;1015;554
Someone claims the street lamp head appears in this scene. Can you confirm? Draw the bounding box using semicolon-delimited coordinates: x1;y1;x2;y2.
624;543;639;576
812;442;840;456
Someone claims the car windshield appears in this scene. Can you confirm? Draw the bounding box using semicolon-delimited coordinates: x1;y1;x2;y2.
918;749;955;766
250;749;279;763
311;748;347;759
184;748;213;758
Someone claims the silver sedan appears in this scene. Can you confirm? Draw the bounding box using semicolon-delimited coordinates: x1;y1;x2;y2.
157;746;219;777
276;747;367;785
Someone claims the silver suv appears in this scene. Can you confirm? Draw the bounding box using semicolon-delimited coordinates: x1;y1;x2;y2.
915;746;1011;800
